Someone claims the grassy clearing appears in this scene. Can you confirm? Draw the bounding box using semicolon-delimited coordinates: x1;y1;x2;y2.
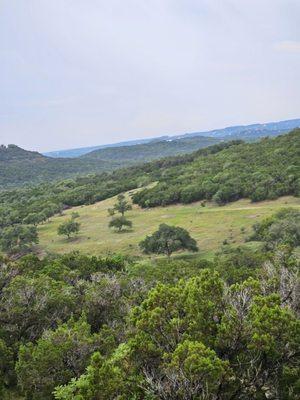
37;193;300;258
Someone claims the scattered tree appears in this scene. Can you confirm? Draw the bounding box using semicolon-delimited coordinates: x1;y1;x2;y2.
108;194;133;232
140;223;198;257
113;194;132;216
57;219;80;239
109;216;132;232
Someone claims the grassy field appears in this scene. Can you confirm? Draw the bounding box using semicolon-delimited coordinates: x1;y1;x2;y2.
37;193;300;259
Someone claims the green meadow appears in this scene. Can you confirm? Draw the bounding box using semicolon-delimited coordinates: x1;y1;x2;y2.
37;192;300;259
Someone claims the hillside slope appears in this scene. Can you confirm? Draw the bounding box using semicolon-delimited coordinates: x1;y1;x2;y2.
133;129;300;207
0;137;220;188
0;145;121;188
38;192;300;257
82;136;220;161
1;130;299;232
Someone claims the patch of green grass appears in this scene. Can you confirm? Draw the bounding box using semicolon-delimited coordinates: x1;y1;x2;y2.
38;194;300;258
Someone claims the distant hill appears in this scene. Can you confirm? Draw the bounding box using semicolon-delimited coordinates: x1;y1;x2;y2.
0;144;44;161
0;137;220;188
0;145;120;188
82;136;220;162
43;118;300;158
195;118;300;139
2;118;299;188
44;136;169;158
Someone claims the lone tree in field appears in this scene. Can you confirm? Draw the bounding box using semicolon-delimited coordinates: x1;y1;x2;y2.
109;216;132;232
57;218;80;239
108;193;133;232
139;223;198;257
113;194;132;216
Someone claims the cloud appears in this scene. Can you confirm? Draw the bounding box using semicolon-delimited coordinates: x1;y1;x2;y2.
274;41;300;53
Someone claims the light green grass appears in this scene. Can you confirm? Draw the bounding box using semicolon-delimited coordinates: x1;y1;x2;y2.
37;193;300;258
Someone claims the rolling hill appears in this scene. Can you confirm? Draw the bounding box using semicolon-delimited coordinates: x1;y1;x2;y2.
0;137;220;188
0;144;121;188
2;119;299;188
82;135;220;162
44;118;300;158
1;129;299;234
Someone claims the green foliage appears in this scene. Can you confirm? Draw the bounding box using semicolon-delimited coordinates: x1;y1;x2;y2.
0;252;135;398
57;219;80;239
56;266;300;399
108;194;133;232
0;248;298;399
165;340;230;396
0;275;76;344
215;245;265;284
0;137;221;188
0;338;14;395
140;223;198;256
0;145;121;188
109;216;132;232
128;258;212;285
250;208;300;249
0;225;38;255
113;194;132;216
16;316;100;400
54;346;142;400
133;130;300;207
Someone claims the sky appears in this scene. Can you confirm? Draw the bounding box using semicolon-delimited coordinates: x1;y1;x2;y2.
1;0;300;152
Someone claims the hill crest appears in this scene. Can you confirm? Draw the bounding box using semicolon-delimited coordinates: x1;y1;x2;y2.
0;144;46;162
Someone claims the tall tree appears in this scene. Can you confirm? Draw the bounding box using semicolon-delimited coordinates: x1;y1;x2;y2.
113;194;132;216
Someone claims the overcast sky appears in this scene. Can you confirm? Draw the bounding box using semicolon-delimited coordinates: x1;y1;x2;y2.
1;0;300;152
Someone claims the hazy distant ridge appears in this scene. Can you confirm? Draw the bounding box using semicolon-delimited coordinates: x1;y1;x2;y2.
43;118;300;158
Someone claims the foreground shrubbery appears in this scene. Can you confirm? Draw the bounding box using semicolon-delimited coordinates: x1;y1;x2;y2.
55;252;300;400
250;207;300;249
0;232;299;399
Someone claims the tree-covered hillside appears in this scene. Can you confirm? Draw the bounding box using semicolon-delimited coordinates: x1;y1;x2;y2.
133;129;300;207
0;144;121;188
2;123;299;189
0;137;220;188
0;130;299;231
83;135;220;162
0;144;44;161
